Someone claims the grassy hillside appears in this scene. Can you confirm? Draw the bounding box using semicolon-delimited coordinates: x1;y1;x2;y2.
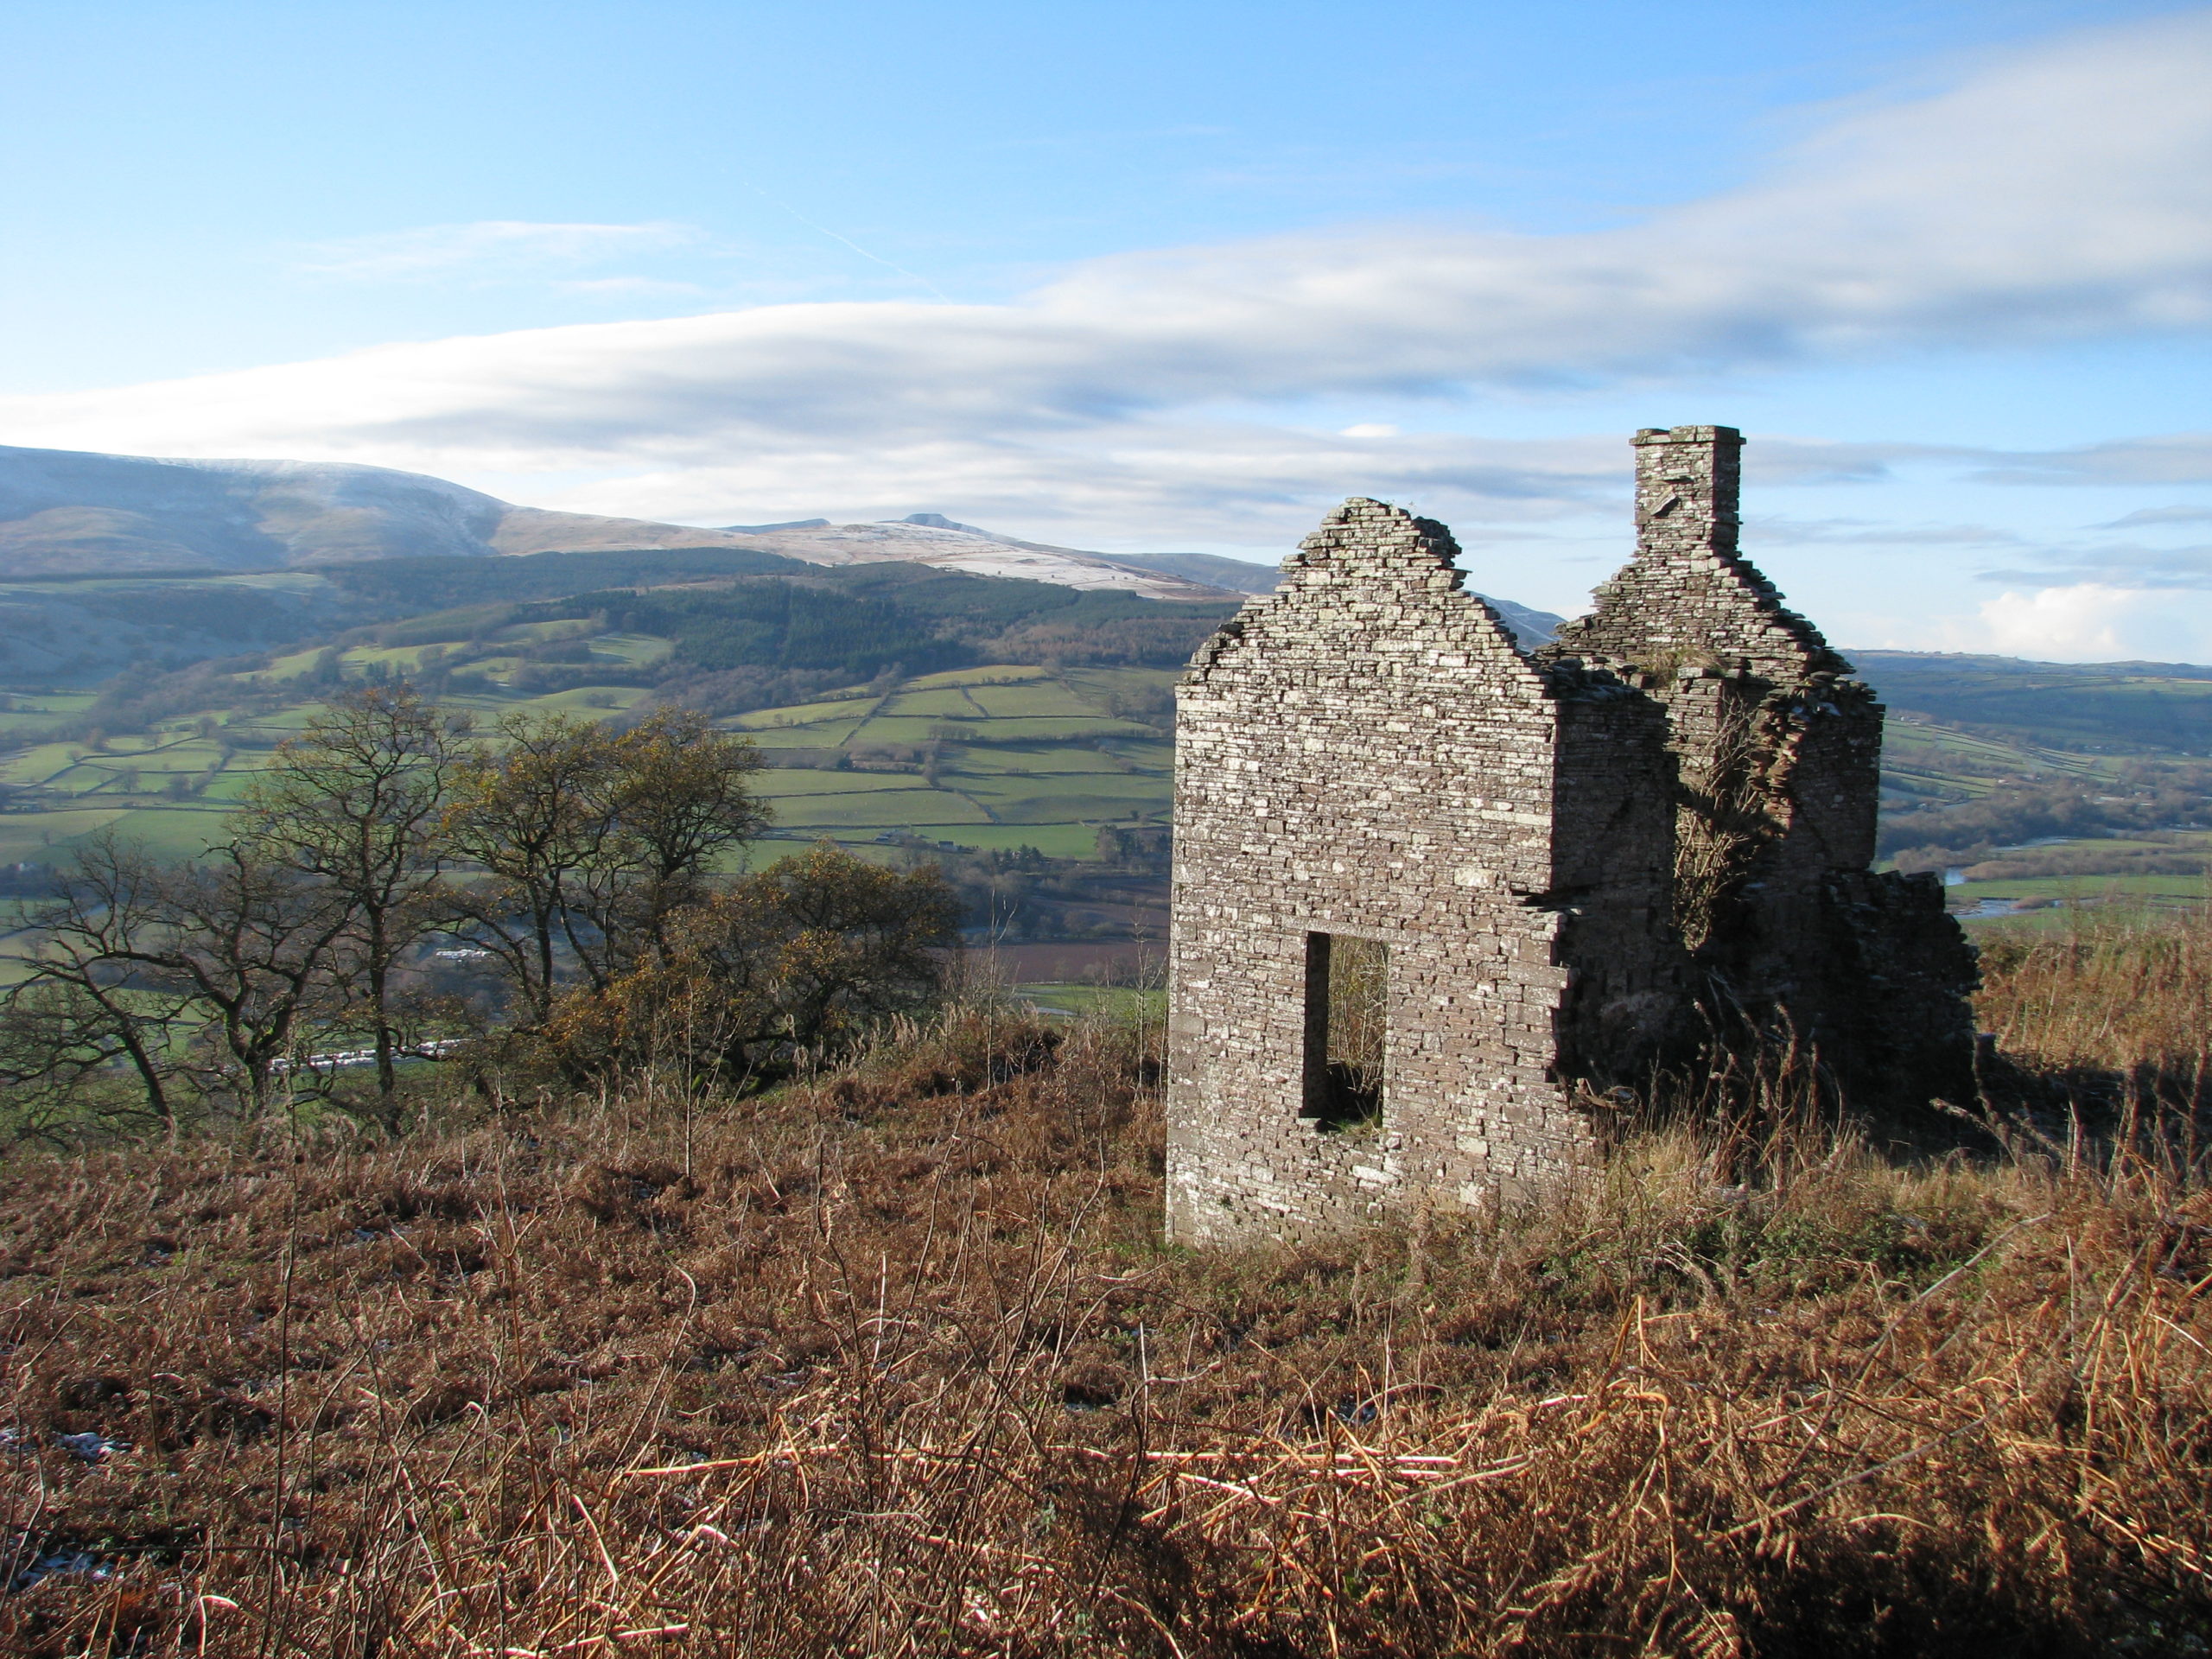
0;661;1173;876
1858;650;2212;754
738;664;1171;860
1867;713;2212;919
10;651;2209;936
0;442;783;578
3;915;2210;1656
0;548;1223;899
0;545;1240;689
9;546;2212;944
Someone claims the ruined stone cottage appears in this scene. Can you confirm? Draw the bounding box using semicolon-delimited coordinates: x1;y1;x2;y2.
1166;425;1978;1244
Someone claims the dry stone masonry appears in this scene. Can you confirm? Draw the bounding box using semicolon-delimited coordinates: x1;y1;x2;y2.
1166;426;1977;1245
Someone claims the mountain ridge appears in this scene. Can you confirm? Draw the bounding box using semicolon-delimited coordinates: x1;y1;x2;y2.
0;442;765;576
0;444;1236;601
0;443;1585;632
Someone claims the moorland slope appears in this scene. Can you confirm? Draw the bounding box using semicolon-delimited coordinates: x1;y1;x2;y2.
3;915;2210;1656
0;444;777;576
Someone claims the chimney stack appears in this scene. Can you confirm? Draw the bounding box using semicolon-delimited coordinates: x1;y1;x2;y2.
1633;425;1743;562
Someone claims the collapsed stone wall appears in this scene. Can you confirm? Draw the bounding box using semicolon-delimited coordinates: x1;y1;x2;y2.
1548;426;1977;1103
1166;501;1687;1244
1547;428;1872;950
1545;667;1694;1088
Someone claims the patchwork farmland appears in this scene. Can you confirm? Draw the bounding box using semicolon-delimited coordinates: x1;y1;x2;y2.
734;664;1173;859
0;665;1173;872
6;569;2212;972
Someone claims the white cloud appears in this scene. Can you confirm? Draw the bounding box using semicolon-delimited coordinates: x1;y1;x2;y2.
1977;542;2212;591
1963;433;2212;486
1747;517;2024;547
292;220;702;283
1946;583;2212;662
0;11;2205;558
541;421;1625;547
2095;505;2212;529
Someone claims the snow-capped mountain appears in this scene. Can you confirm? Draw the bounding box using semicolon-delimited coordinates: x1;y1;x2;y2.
0;447;1241;601
0;445;1559;634
709;512;1236;601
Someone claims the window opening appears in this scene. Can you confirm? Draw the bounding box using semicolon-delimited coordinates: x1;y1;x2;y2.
1302;932;1387;1131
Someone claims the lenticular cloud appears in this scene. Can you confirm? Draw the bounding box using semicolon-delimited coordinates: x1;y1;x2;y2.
0;10;2207;537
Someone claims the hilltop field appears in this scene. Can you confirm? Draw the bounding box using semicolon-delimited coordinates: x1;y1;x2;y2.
1861;652;2212;920
3;902;2211;1656
0;550;1224;988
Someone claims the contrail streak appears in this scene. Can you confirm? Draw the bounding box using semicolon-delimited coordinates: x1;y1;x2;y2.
743;182;953;304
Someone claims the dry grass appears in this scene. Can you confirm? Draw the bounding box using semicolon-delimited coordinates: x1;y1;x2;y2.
3;943;2212;1656
1978;905;2212;1083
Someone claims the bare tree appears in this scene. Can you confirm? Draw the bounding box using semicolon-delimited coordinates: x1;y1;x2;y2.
150;843;358;1118
3;833;195;1134
233;685;467;1122
443;712;626;1026
445;708;767;1027
10;833;355;1123
601;708;769;959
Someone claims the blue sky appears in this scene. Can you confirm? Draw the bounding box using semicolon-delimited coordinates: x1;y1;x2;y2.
3;1;2210;659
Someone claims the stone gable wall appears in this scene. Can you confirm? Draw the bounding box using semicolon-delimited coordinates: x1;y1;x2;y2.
1555;427;1840;680
1166;500;1687;1244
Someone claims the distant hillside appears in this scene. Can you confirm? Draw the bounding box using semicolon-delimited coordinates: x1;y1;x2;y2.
0;542;1246;690
1029;550;1282;595
0;444;770;576
0;547;836;685
0;446;1245;605
5;538;2212;928
1854;651;2212;755
0;445;1602;638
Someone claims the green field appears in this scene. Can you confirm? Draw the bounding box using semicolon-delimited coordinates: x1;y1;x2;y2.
734;696;880;730
1878;715;2113;806
0;649;1174;873
1;647;2196;897
1949;868;2212;917
1869;698;2212;923
1015;984;1167;1021
1857;651;2212;755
